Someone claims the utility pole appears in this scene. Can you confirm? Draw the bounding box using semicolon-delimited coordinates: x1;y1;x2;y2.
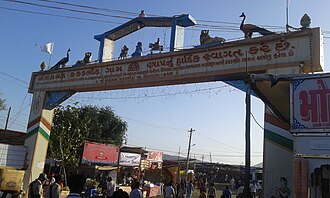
244;84;251;198
209;152;212;163
185;128;194;179
4;107;11;131
286;0;290;32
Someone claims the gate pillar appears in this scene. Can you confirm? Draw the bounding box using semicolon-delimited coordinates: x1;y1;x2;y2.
22;91;54;192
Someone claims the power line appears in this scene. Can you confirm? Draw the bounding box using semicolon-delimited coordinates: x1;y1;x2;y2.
34;0;139;16
195;131;242;152
0;6;121;24
1;0;288;33
251;112;264;130
0;71;29;85
3;0;133;20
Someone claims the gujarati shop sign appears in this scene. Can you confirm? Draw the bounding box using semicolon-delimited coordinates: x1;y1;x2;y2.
29;28;323;93
292;77;330;132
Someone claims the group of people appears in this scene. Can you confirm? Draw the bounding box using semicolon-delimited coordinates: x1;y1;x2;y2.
163;180;194;198
28;173;62;198
163;180;232;198
28;172;147;198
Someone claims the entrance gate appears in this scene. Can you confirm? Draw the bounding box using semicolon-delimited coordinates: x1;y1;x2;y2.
24;22;323;197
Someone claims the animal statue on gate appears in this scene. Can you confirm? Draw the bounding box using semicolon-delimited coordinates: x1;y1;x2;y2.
49;48;71;70
75;52;92;66
131;41;143;57
200;30;226;45
239;12;274;39
118;45;129;60
149;38;163;54
139;10;146;17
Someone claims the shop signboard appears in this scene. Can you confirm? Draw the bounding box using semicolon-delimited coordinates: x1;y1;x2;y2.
291;76;330;132
82;142;119;165
119;152;141;166
147;151;163;162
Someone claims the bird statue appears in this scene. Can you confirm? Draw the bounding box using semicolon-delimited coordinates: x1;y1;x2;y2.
239;12;274;39
139;10;146;17
49;48;71;70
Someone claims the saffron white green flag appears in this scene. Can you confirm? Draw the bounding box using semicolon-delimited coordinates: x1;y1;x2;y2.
36;42;54;55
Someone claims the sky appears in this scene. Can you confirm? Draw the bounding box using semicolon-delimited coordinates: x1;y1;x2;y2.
1;0;330;166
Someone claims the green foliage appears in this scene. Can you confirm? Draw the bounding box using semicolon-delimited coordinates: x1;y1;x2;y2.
48;105;128;167
0;96;5;111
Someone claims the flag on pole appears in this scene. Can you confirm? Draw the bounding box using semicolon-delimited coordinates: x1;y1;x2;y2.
36;42;54;55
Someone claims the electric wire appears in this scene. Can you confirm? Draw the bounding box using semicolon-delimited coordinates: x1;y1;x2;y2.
194;131;243;152
0;71;29;85
0;6;122;24
1;0;289;34
251;112;264;130
2;0;330;39
63;101;262;158
34;0;140;16
2;0;133;20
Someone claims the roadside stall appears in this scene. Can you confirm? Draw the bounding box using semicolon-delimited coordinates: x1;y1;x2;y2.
80;141;119;197
142;151;163;197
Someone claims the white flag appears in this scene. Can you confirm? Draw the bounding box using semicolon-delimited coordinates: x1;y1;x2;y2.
36;42;54;55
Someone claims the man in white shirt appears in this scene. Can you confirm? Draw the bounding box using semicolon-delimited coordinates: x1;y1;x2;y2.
250;181;257;198
106;177;116;198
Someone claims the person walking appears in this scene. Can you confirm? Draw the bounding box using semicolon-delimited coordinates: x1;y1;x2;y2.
207;183;216;198
164;181;175;198
186;180;194;198
250;181;257;198
222;185;232;198
177;182;186;198
129;181;142;198
45;175;62;198
106;177;116;198
199;188;206;198
28;173;48;198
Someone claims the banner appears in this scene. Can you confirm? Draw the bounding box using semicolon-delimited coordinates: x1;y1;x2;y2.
82;142;119;165
119;152;141;166
147;151;163;162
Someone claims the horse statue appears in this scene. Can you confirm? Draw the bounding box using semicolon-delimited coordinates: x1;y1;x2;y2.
200;30;226;45
118;45;129;60
75;52;92;66
132;41;143;57
149;38;163;54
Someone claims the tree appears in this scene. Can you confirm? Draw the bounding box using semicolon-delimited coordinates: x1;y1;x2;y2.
47;105;128;184
0;96;5;111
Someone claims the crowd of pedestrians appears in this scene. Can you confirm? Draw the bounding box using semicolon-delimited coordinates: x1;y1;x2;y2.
29;172;263;198
28;172;154;198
